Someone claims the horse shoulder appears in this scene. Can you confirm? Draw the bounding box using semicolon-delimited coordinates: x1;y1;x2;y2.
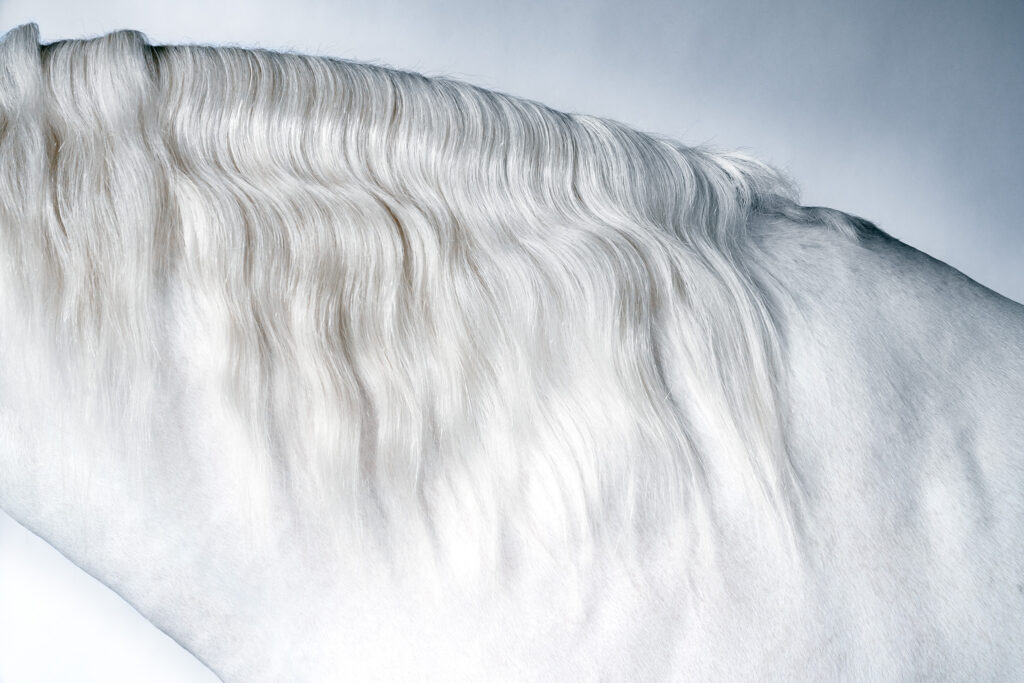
751;215;1024;676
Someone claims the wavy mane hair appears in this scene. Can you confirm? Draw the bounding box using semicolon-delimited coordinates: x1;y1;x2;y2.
0;24;863;560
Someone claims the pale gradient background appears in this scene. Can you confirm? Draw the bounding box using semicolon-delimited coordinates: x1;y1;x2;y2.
0;0;1020;680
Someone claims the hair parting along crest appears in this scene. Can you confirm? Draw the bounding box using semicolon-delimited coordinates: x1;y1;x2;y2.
0;23;859;562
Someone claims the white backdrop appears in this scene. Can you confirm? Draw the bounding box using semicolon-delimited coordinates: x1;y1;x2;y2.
0;0;1020;680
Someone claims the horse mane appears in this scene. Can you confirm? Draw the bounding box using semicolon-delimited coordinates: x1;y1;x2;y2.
0;23;865;559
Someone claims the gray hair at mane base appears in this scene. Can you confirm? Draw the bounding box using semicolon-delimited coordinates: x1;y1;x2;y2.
0;23;863;560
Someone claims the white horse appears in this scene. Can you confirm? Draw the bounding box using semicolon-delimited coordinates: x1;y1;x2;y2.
0;23;1021;681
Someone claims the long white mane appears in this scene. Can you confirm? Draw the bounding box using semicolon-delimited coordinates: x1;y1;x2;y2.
0;23;853;557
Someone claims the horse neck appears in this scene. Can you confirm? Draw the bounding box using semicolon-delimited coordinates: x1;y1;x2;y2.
2;216;1023;679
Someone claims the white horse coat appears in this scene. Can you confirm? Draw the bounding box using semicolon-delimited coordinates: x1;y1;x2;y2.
0;24;1021;681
